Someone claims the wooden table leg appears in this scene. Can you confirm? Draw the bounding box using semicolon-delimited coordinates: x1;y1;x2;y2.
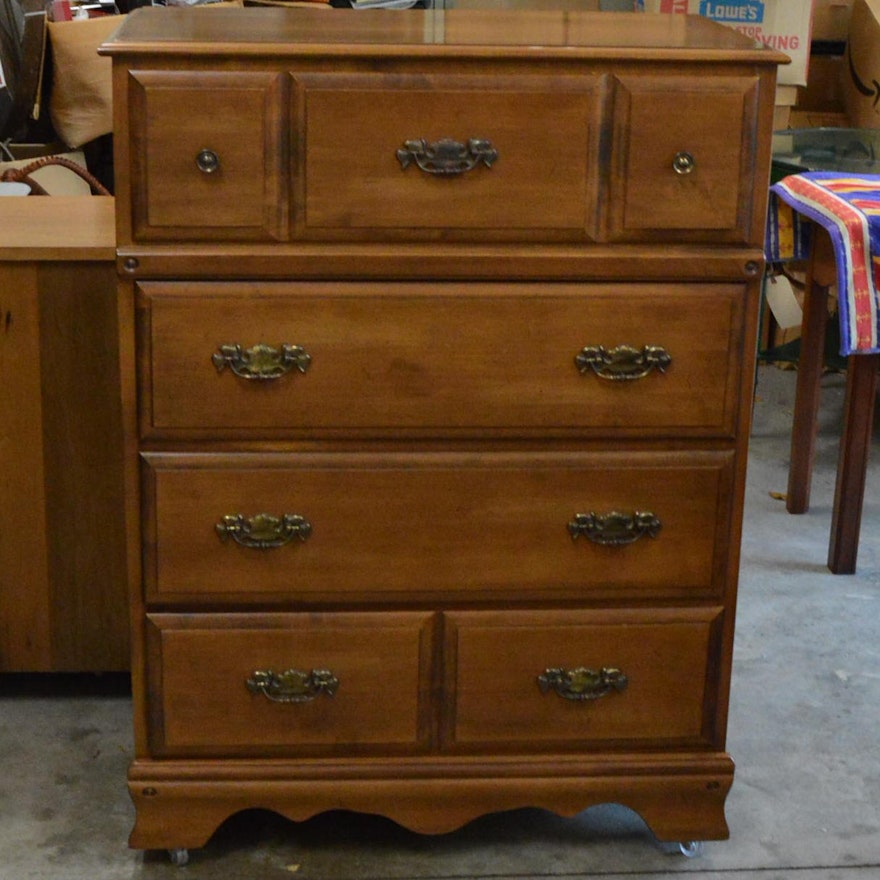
828;352;879;573
787;228;834;514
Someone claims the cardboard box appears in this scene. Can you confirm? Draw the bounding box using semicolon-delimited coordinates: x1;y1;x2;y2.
842;0;880;128
797;53;845;111
644;1;814;86
811;0;853;42
787;108;849;127
774;104;792;129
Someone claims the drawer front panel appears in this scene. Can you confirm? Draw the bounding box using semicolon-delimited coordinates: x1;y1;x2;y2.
609;75;759;243
445;607;723;750
140;281;744;438
145;611;434;756
127;71;287;241
297;73;601;239
143;451;733;603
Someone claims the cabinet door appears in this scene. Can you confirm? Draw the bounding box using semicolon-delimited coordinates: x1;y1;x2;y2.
126;70;287;241
607;74;760;243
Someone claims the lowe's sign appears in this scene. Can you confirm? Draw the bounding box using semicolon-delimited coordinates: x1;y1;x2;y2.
699;1;764;23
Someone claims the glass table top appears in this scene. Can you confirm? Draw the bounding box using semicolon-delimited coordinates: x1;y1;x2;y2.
772;127;880;176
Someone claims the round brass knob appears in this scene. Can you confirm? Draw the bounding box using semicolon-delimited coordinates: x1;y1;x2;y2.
672;151;696;175
196;149;220;174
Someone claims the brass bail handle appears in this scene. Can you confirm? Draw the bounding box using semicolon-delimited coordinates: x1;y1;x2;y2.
216;513;312;549
212;343;311;381
246;668;339;703
575;344;671;381
537;666;628;701
568;511;661;546
396;137;498;175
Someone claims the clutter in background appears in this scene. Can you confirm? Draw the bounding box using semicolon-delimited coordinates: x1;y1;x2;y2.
49;0;117;20
842;0;880;129
0;149;111;191
0;0;876;197
46;13;119;147
644;0;814;88
1;0;50;155
1;0;120;191
0;147;89;191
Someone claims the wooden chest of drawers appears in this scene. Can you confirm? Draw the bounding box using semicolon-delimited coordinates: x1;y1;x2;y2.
103;6;784;862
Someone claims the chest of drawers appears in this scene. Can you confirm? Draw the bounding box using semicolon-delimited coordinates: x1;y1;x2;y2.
102;6;783;861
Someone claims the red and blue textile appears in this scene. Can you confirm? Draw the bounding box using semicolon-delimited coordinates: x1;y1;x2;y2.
766;172;880;355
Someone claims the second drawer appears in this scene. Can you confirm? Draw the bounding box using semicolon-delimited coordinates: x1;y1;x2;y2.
143;450;735;603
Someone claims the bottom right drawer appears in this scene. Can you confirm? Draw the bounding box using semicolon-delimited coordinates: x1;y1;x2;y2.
445;607;725;751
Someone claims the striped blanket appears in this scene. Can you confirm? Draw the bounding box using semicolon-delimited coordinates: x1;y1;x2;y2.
766;172;880;355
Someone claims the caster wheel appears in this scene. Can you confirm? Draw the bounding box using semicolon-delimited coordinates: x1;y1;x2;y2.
679;840;704;858
168;848;189;866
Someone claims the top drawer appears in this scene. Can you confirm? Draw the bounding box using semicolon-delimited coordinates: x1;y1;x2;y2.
296;73;602;240
120;68;763;245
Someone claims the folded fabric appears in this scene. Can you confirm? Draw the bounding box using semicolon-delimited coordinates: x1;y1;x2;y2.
766;172;880;355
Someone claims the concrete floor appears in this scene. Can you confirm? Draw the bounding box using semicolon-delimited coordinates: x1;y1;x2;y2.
2;363;879;880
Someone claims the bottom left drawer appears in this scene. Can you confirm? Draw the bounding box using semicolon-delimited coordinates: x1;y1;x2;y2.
144;612;435;757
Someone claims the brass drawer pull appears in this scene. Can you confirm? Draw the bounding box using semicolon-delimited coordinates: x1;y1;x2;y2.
396;137;498;175
575;344;671;381
246;668;339;703
672;150;696;175
568;511;661;546
216;513;312;549
196;148;220;174
212;343;311;381
537;666;628;702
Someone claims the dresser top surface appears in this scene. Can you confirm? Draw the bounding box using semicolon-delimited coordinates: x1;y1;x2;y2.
101;5;788;65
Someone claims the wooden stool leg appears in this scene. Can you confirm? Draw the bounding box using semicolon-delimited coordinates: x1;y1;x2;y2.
787;230;833;514
828;353;879;573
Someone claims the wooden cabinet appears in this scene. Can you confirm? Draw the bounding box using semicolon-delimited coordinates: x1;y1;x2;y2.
0;197;128;672
102;6;784;860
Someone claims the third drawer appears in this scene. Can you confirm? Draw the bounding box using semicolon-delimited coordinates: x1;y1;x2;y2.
142;449;736;603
